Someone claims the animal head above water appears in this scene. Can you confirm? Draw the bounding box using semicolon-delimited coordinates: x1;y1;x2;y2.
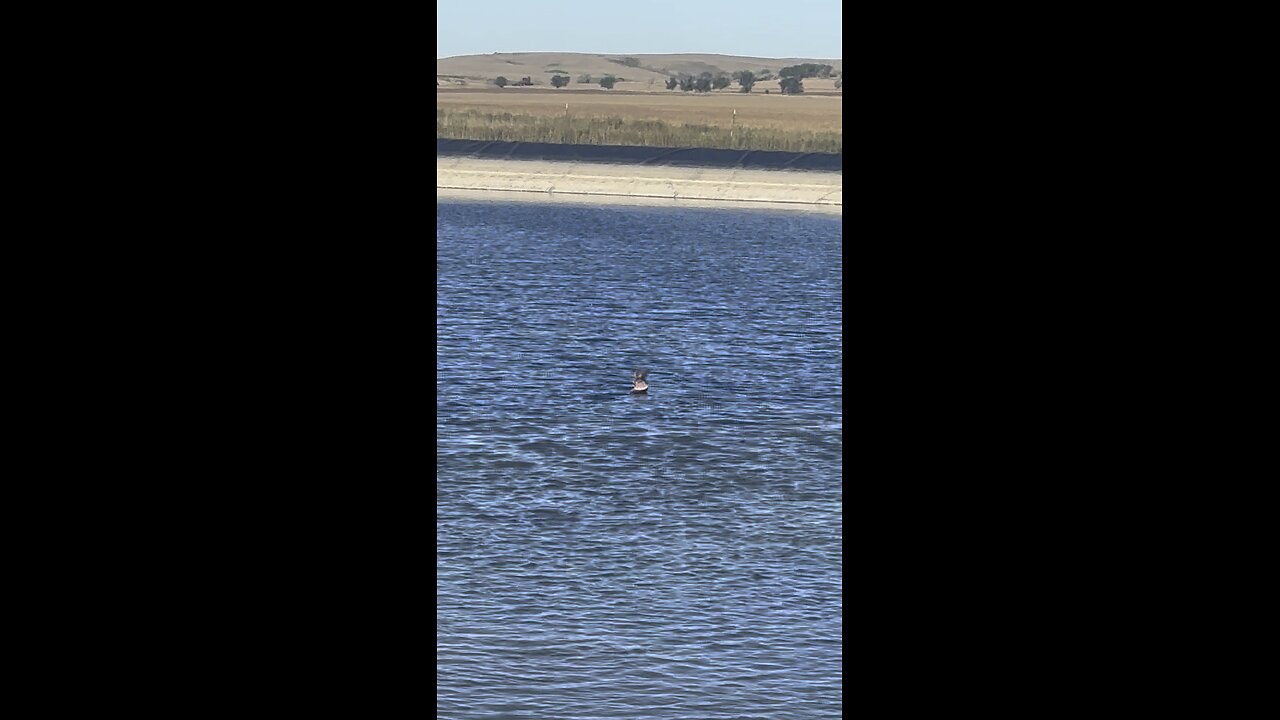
632;369;649;391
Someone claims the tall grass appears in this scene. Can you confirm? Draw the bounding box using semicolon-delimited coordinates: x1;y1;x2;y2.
437;109;841;153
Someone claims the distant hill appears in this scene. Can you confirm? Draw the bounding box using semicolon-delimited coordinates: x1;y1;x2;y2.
437;52;842;87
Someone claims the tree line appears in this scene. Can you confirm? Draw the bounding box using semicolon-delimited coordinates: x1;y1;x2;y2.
493;63;840;95
496;74;616;89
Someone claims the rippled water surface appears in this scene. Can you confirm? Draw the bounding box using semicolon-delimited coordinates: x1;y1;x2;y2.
438;199;842;719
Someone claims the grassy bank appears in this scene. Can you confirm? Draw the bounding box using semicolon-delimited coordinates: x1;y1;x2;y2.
437;108;842;153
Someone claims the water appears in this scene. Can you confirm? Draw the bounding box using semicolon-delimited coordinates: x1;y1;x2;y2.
438;199;842;719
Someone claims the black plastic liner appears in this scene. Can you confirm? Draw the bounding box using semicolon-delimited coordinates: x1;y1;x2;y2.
438;139;842;172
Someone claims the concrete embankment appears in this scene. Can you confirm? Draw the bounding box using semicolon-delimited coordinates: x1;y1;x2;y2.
437;156;842;210
437;140;842;211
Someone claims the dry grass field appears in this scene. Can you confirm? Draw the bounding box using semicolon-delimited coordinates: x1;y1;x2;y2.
437;52;843;152
438;91;840;132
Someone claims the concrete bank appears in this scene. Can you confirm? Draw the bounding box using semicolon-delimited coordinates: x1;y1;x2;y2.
437;156;842;209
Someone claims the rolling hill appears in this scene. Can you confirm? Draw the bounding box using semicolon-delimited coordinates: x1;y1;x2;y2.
437;52;842;88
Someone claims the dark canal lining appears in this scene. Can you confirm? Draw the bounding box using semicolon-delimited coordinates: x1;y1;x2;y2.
438;139;843;172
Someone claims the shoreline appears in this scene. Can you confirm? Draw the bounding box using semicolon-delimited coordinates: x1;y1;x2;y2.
437;156;842;212
437;139;842;171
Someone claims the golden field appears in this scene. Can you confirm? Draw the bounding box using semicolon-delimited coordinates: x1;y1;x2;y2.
437;52;843;152
437;88;842;152
437;89;841;133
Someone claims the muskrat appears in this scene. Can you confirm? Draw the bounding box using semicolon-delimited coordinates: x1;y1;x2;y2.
630;369;649;394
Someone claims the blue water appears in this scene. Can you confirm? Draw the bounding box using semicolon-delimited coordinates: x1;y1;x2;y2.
437;199;842;719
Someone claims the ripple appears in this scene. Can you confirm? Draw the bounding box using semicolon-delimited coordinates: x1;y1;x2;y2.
438;200;841;720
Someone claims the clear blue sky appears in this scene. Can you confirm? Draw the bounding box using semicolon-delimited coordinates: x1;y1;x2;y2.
437;0;841;59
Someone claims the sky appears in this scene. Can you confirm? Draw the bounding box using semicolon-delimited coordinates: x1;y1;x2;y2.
437;0;841;60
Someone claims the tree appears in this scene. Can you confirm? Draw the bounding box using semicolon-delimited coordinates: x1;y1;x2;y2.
599;75;616;89
577;74;592;83
550;75;570;88
712;74;732;90
780;63;832;80
834;77;842;89
694;75;712;93
665;76;678;90
779;77;804;95
678;74;695;92
736;70;755;93
494;76;508;88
